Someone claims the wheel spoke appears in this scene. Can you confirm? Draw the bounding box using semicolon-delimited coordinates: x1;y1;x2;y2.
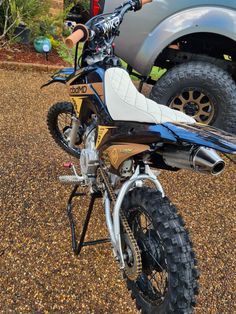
187;90;194;101
178;95;186;104
58;118;64;132
65;114;70;125
194;92;205;103
57;112;74;136
128;208;169;304
171;103;183;110
198;109;211;117
142;240;165;272
149;270;167;295
194;116;203;123
199;102;211;110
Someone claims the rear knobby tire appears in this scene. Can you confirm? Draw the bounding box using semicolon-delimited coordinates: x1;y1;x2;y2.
47;101;81;158
122;187;199;314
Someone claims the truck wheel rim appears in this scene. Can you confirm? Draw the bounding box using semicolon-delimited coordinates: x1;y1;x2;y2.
169;89;215;124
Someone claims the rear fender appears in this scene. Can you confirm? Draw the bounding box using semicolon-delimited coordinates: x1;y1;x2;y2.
164;123;236;154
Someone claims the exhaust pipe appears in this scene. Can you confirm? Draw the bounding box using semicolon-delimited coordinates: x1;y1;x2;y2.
193;147;225;175
163;146;225;175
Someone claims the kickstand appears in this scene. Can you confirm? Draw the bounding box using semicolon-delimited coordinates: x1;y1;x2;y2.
66;185;110;256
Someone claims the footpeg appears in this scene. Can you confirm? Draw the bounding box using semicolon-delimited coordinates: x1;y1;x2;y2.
60;162;84;184
59;175;84;184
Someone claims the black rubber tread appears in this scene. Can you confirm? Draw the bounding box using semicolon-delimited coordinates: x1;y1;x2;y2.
47;101;81;158
122;187;199;314
150;61;236;134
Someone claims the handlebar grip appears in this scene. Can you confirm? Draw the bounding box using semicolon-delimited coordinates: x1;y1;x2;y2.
141;0;152;4
65;24;89;48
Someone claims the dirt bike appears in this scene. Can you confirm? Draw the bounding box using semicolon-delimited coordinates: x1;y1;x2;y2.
42;0;236;313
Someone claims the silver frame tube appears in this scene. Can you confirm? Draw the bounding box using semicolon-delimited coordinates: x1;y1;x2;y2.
104;192;116;246
104;165;165;269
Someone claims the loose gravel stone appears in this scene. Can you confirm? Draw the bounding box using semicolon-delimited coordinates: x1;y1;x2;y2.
0;69;235;313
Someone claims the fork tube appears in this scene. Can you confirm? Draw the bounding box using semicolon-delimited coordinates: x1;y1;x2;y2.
104;192;116;245
68;117;80;148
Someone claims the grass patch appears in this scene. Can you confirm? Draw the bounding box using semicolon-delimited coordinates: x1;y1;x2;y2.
121;59;166;81
151;66;166;80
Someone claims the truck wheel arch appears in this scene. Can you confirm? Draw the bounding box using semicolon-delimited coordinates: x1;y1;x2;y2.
134;6;236;76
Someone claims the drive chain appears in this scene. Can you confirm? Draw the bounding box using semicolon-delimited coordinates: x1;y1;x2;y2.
97;167;142;281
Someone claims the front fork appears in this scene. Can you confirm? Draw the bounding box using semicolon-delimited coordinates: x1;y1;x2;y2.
68;117;80;149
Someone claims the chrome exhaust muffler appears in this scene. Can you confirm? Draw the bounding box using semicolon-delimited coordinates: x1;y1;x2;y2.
193;147;225;175
163;146;225;175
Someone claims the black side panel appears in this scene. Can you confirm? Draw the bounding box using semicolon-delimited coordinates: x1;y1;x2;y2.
97;122;177;150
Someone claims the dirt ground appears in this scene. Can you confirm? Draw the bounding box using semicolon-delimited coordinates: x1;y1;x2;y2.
0;69;235;314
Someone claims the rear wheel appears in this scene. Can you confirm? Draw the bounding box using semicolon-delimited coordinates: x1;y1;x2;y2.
150;61;236;134
122;187;199;314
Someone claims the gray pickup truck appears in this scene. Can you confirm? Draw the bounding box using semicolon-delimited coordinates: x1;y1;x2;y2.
91;0;236;133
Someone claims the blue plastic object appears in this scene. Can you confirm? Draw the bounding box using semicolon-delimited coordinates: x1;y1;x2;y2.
34;37;52;53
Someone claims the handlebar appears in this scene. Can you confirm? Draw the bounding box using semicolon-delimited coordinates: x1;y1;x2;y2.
65;0;153;48
65;24;89;48
141;0;152;4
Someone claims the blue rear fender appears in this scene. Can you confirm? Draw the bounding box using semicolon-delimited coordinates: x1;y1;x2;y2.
163;123;236;154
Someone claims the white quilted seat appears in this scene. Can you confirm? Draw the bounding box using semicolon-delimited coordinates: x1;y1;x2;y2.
104;67;195;124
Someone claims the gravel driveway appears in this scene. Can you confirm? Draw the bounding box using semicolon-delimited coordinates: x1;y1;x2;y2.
0;69;235;313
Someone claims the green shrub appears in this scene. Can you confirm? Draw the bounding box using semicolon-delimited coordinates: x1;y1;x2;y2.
57;41;75;65
0;0;50;45
64;0;90;12
80;0;90;12
31;12;64;39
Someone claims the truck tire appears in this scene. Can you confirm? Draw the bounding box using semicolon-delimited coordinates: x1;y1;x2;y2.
150;61;236;134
